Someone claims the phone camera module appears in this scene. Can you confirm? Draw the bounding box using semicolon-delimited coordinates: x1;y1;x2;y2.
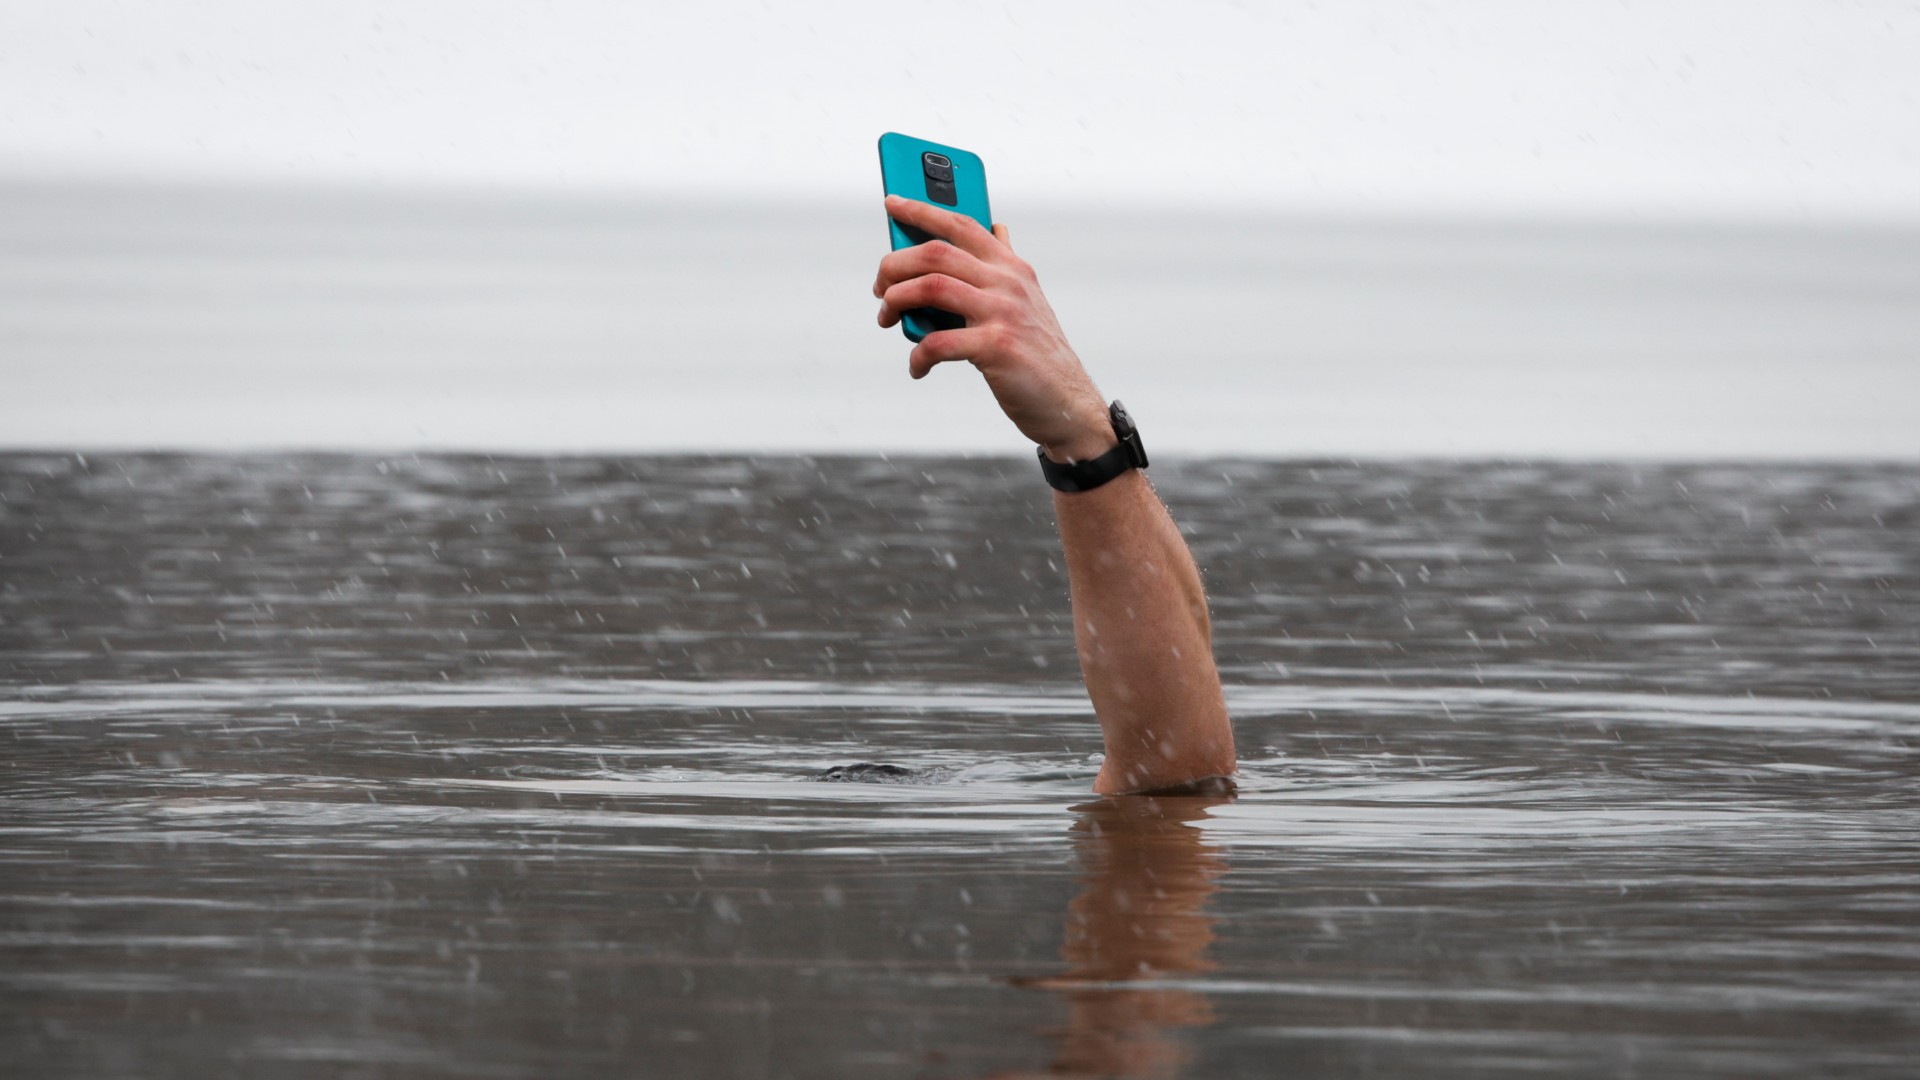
921;152;957;205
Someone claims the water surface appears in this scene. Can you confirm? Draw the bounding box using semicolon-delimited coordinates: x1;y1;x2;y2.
3;454;1917;1076
6;182;1917;456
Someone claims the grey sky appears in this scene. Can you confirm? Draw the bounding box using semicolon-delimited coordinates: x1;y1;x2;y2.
4;0;1917;219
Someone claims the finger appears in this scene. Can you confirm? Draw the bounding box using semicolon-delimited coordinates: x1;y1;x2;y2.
872;238;997;298
878;273;992;328
991;223;1012;250
884;194;1003;262
908;327;996;379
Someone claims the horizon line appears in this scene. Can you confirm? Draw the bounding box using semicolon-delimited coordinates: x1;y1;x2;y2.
5;167;1919;233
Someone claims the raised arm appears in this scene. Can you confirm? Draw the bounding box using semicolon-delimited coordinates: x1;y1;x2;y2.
873;195;1235;794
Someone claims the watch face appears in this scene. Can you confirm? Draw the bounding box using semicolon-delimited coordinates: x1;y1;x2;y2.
1108;399;1147;469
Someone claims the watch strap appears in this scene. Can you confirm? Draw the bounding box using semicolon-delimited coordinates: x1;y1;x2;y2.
1037;401;1149;493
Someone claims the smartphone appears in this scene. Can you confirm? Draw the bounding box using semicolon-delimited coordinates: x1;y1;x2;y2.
877;132;993;343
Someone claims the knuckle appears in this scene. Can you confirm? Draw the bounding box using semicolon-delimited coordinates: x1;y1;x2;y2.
927;274;962;303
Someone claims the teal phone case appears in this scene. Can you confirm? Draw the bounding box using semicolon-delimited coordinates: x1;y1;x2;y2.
877;132;992;343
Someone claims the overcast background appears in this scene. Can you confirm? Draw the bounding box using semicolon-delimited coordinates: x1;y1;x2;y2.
4;0;1917;456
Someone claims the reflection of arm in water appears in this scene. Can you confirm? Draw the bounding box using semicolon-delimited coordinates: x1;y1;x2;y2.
873;195;1236;794
1003;794;1229;1079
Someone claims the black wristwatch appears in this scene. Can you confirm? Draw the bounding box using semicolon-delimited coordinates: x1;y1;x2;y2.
1037;400;1149;493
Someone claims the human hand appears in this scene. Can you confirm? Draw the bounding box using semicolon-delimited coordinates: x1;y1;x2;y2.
873;194;1114;463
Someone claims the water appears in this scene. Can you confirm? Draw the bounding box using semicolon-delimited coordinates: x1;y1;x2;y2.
3;453;1918;1077
6;181;1919;457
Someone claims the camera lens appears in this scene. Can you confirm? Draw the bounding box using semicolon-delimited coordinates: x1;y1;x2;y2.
921;153;954;183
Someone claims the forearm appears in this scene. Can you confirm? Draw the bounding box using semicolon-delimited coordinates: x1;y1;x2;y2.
1054;470;1235;793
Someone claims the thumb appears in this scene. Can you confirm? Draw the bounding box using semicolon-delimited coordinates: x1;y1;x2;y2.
991;223;1012;250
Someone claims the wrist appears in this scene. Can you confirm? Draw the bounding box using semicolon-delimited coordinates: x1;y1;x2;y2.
1037;399;1150;494
1040;401;1118;464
